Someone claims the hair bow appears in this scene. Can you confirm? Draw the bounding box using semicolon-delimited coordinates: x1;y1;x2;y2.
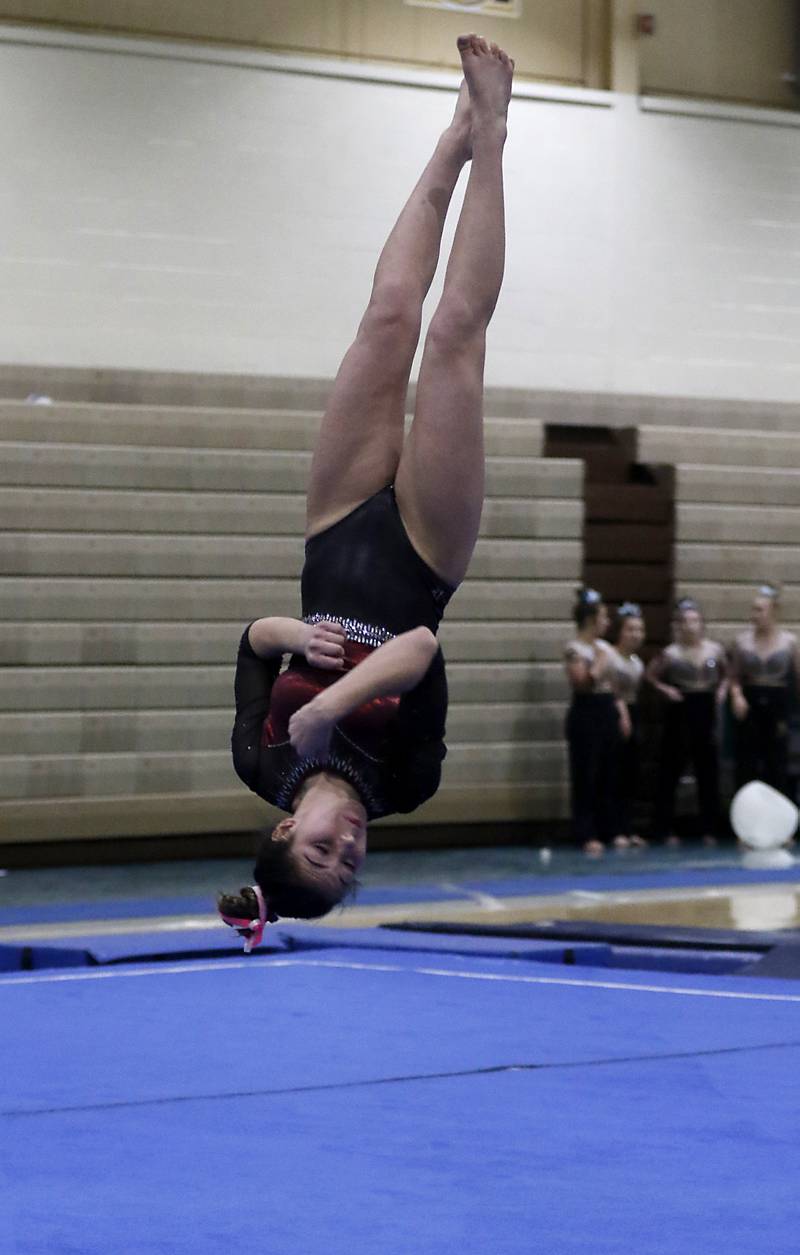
218;884;279;953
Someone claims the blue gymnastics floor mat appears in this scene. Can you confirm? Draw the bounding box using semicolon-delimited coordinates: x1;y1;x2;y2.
2;945;800;1255
0;920;767;977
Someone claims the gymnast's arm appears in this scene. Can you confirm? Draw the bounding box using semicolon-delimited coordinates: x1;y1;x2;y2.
305;627;437;723
230;629;278;789
712;642;729;704
645;650;682;703
564;645;607;693
231;617;346;786
788;634;800;701
286;627;439;760
725;640;740;707
384;646;448;813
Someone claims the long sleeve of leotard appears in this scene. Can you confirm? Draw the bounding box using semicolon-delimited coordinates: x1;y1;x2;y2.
384;647;448;813
231;625;281;791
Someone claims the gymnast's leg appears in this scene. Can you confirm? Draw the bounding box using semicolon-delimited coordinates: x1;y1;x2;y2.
305;81;473;539
394;34;513;587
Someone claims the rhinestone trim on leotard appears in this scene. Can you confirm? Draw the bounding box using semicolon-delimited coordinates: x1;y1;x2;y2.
303;613;395;649
274;749;384;817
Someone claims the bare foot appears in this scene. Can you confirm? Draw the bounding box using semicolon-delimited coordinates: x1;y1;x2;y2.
445;79;472;161
457;33;513;133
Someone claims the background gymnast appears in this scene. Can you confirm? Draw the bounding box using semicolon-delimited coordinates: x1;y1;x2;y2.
219;34;514;945
647;597;726;846
563;588;624;857
608;601;647;849
728;583;800;800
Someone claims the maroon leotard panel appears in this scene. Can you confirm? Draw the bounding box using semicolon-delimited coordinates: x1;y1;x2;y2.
262;641;401;749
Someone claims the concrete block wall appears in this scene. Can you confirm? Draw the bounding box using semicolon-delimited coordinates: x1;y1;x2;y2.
2;29;800;404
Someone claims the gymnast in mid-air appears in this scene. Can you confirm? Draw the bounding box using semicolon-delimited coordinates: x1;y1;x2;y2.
219;34;514;948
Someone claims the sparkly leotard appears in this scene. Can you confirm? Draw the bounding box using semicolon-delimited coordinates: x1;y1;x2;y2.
231;486;455;819
730;628;797;796
608;649;644;704
564;638;617;694
563;638;619;844
660;641;725;693
651;639;725;839
731;629;796;689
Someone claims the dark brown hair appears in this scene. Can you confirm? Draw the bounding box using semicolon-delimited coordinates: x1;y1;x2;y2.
611;601;644;644
573;587;603;628
252;828;343;920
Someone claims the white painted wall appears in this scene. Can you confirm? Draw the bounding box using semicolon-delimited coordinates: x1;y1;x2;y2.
2;29;800;402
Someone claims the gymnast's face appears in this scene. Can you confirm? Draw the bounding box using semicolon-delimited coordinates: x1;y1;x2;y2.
618;616;645;654
676;608;703;645
277;798;368;896
752;596;775;629
587;603;609;636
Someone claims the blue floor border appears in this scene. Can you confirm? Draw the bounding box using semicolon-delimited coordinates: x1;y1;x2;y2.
0;918;783;980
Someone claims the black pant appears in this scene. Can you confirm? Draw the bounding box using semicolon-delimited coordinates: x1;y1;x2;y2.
734;685;791;798
566;694;619;843
615;702;641;835
653;692;719;839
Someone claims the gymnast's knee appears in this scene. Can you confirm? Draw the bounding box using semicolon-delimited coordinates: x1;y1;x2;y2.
360;278;423;348
425;300;488;358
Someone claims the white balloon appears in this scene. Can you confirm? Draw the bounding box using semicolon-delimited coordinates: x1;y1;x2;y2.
740;849;795;872
730;781;799;850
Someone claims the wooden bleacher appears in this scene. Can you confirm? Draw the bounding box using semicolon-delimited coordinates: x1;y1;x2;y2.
2;366;798;854
0;388;582;847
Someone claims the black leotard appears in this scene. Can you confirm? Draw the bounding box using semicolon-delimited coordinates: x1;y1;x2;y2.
652;641;725;839
301;484;453;637
730;628;798;797
231;486;455;819
563;638;619;844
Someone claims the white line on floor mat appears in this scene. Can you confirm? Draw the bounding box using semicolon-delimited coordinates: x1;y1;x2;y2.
2;956;800;1002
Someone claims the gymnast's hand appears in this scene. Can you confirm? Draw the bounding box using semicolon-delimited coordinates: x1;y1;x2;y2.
303;620;346;671
289;695;335;761
661;685;684;703
731;690;749;721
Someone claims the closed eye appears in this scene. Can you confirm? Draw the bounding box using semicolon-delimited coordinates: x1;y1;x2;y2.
305;853;356;875
303;853;352;891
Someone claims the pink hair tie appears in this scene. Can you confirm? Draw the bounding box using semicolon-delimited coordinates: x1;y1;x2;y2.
218;884;277;953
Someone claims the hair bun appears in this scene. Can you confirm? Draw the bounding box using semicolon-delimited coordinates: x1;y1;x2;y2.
617;601;641;618
758;583;780;600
